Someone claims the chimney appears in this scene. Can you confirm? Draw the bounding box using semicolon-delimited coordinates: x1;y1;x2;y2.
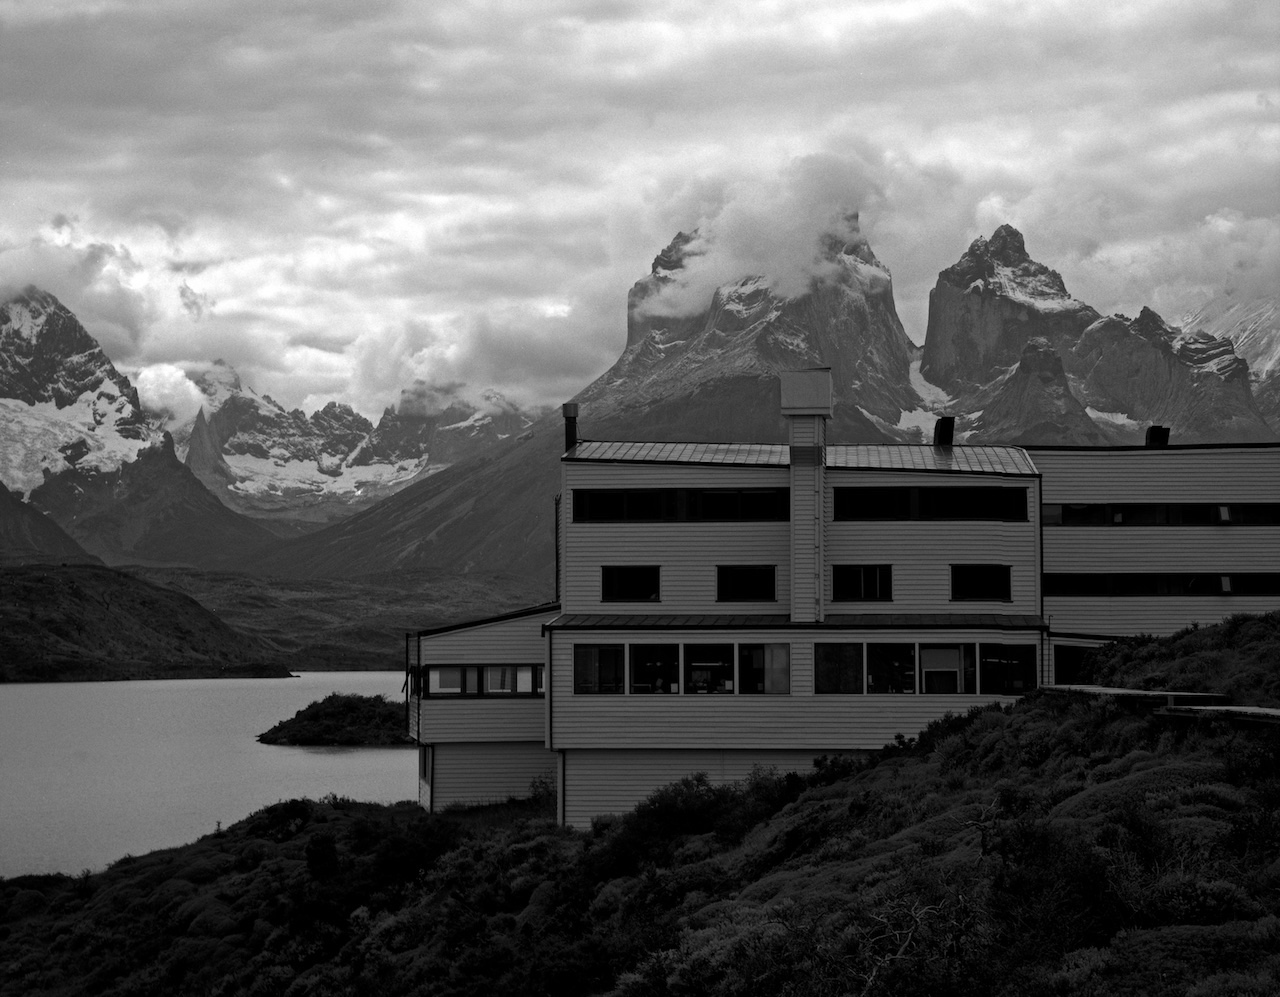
1145;425;1169;448
562;403;579;453
933;416;955;448
780;369;832;624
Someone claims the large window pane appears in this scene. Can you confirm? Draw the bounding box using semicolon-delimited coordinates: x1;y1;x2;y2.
717;565;776;602
574;645;625;694
867;643;916;694
951;564;1012;601
739;643;790;694
815;643;864;694
832;564;892;601
684;644;735;694
979;644;1037;696
920;643;976;694
630;644;680;694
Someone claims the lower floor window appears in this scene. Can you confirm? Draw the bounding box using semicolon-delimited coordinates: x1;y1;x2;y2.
979;644;1037;695
739;643;790;694
427;665;542;696
574;644;625;694
684;644;735;693
868;643;916;694
815;643;864;693
1053;645;1093;684
630;644;680;693
919;643;977;694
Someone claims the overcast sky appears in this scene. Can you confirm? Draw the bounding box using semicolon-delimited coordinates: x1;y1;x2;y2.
1;0;1276;423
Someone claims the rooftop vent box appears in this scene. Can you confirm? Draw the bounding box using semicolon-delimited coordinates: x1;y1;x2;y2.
1145;425;1170;448
780;368;833;417
933;416;955;448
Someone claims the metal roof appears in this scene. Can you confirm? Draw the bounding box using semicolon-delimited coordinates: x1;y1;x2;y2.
825;445;1037;476
545;613;1044;631
566;441;790;466
565;440;1036;475
416;602;560;638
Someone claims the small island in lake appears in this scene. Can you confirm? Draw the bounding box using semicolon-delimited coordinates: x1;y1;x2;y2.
258;691;412;746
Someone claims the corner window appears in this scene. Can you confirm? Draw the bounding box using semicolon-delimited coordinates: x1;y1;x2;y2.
630;644;680;694
601;565;661;602
683;644;735;694
484;665;542;695
951;564;1012;602
716;565;776;602
815;643;864;694
428;666;478;695
832;564;892;601
979;644;1037;695
919;643;976;694
573;644;625;694
739;643;790;694
867;643;916;694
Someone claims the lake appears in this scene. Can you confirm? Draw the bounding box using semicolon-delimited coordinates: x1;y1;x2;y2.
0;672;416;878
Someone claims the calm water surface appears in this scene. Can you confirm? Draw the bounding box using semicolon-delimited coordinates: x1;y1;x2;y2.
0;672;415;878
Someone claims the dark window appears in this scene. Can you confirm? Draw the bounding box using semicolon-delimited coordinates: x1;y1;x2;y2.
832;564;892;601
1044;573;1277;596
919;643;976;694
867;643;915;694
815;643;864;694
717;565;777;602
739;643;790;694
574;488;788;522
835;487;1027;521
1231;573;1280;595
630;644;680;694
1053;645;1094;684
573;645;624;694
683;644;735;694
834;487;910;520
951;564;1012;601
484;665;542;695
1042;502;1280;526
979;644;1037;696
602;565;660;602
426;665;541;697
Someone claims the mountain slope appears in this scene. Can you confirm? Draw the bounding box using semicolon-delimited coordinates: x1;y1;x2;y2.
1182;293;1280;428
0;480;101;566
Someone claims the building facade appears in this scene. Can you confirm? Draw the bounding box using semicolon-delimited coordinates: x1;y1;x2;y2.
408;370;1280;827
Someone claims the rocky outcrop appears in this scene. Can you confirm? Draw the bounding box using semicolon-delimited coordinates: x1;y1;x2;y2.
920;226;1275;444
1182;294;1280;430
966;338;1108;445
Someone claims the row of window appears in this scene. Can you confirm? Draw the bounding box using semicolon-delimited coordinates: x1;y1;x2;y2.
601;564;1014;603
574;487;1030;523
1044;573;1280;597
573;642;1037;696
1043;503;1280;526
421;664;545;697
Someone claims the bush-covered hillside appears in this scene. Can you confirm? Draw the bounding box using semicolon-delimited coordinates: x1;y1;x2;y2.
258;692;412;746
3;614;1280;996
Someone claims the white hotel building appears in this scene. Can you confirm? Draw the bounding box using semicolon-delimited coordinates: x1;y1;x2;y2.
407;370;1280;827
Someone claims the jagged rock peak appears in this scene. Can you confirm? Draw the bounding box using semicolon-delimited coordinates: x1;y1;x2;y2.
651;231;696;274
939;224;1070;301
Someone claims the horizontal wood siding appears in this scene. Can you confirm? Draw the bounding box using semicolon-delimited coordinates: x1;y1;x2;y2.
824;471;1040;614
1031;448;1280;502
826;522;1038;613
1046;596;1280;637
562;748;823;828
420;613;551;663
429;741;555;810
418;697;545;742
550;628;1026;751
564;522;791;614
1043;528;1280;572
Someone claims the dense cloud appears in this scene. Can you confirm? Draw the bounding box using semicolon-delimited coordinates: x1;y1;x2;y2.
0;0;1275;419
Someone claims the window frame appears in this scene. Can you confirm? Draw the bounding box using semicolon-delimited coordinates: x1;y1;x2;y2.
715;564;778;603
831;564;893;602
950;563;1013;602
601;565;662;603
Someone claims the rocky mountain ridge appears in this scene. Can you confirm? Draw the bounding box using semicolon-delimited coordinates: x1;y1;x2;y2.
175;360;537;526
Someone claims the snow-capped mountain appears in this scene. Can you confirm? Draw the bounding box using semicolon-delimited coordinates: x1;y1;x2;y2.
0;287;155;495
921;227;1275;444
1182;293;1280;429
174;361;537;525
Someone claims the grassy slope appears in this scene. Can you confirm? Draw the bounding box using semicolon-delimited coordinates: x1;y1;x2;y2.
257;692;411;746
3;613;1279;996
126;565;550;670
0;564;292;681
